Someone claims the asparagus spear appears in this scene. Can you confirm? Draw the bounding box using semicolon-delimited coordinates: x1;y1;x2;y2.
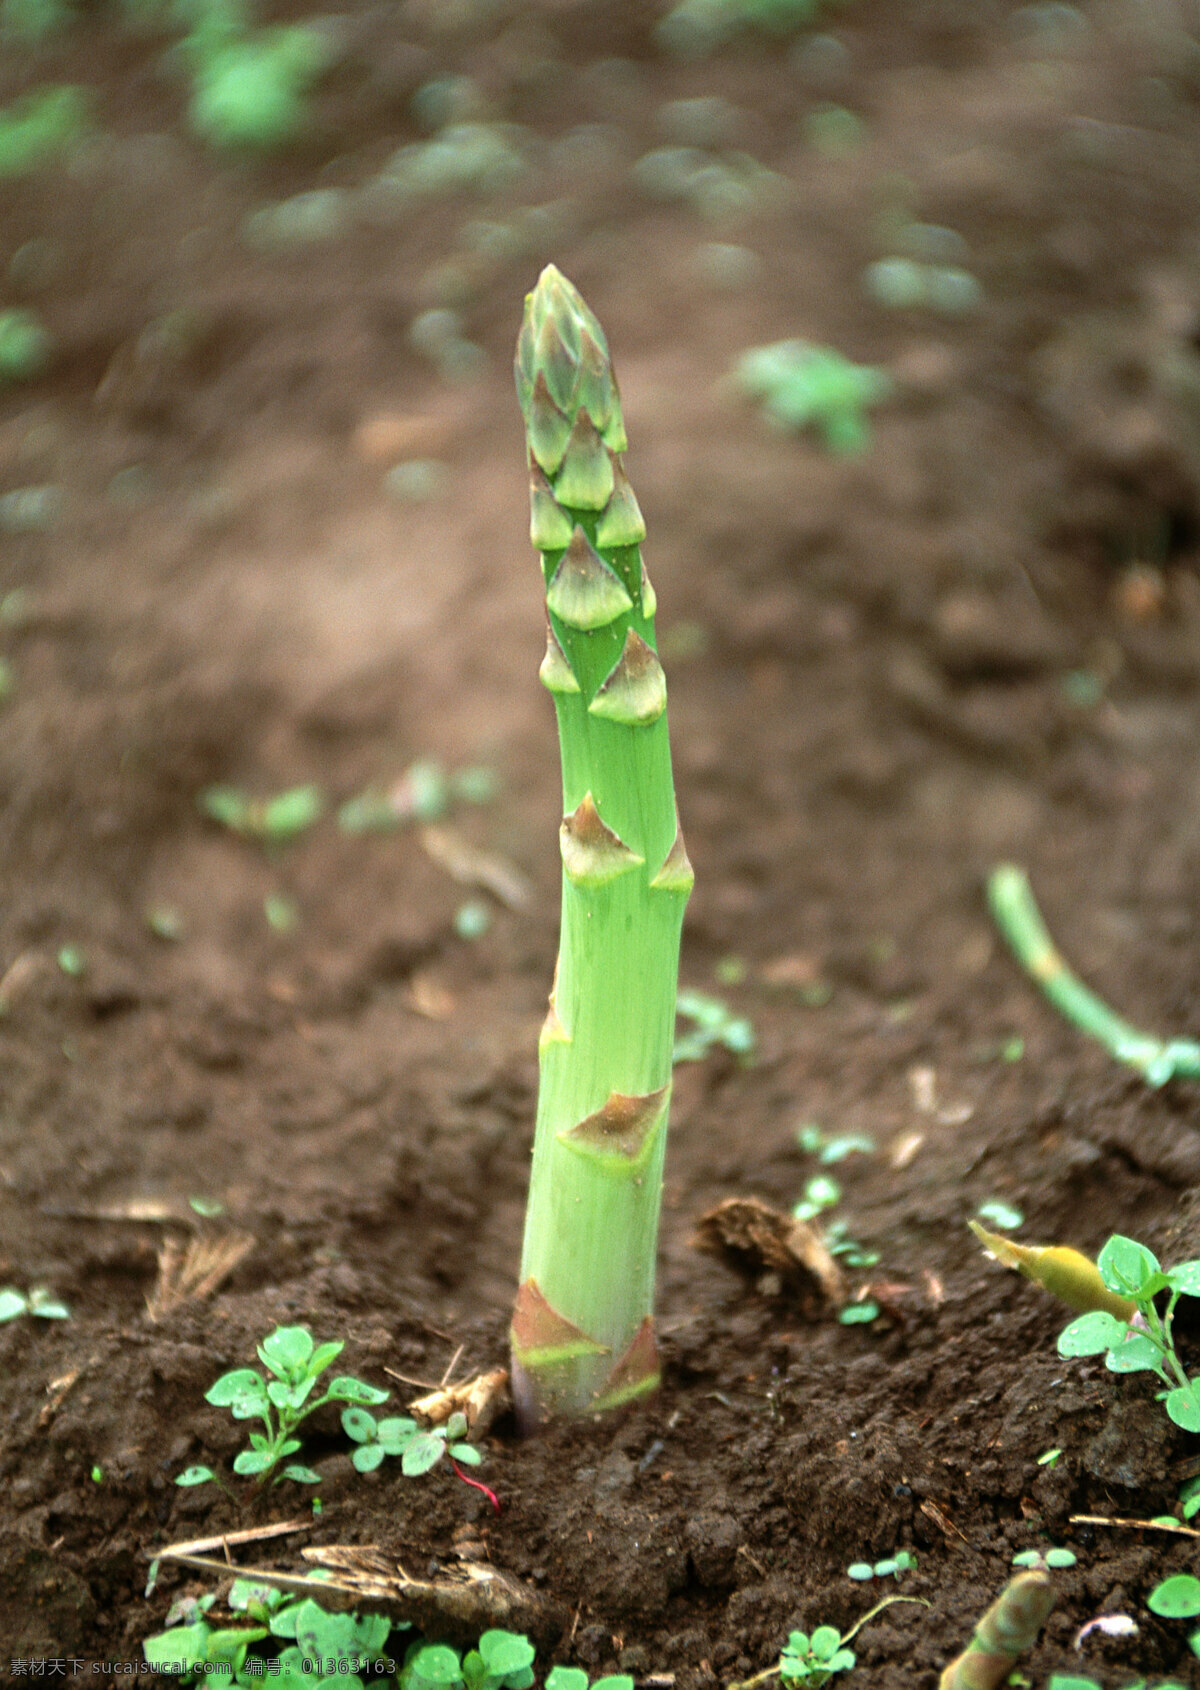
510;266;692;1427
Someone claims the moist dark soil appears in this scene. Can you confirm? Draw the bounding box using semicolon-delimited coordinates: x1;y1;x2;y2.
5;1;1200;1683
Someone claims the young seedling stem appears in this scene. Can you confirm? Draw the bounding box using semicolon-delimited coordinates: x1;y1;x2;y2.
510;266;692;1427
987;863;1200;1085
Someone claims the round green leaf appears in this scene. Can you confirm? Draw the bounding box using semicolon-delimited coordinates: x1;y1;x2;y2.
143;1621;213;1670
449;1442;482;1465
1148;1574;1200;1618
542;1672;583;1690
479;1632;535;1677
1097;1235;1160;1297
402;1431;446;1476
282;1464;322;1484
809;1627;842;1661
324;1375;391;1405
1044;1548;1077;1568
1166;1385;1200;1432
545;1670;588;1690
1057;1311;1127;1357
1104;1334;1165;1374
341;1406;377;1443
408;1643;463;1689
352;1442;386;1473
847;1563;874;1581
1168;1261;1200;1297
206;1368;268;1407
0;1288;28;1321
590;1679;635;1690
174;1465;215;1487
377;1416;419;1453
233;1447;277;1476
259;1326;314;1376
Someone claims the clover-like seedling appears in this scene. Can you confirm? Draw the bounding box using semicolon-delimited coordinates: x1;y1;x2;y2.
177;1324;389;1490
778;1628;856;1687
0;1284;70;1322
1056;1235;1200;1432
1147;1573;1200;1662
1012;1547;1077;1570
272;1595;395;1679
847;1550;916;1582
198;783;324;844
674;989;756;1064
545;1671;634;1690
735;340;891;455
342;1406;483;1480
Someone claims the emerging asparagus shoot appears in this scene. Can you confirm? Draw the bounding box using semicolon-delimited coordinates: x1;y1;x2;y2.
510;266;692;1427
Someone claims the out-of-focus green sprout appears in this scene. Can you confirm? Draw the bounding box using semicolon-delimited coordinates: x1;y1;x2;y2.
734;340;891;453
0;85;89;175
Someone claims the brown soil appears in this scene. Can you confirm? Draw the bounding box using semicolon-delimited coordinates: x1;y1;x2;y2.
4;1;1200;1683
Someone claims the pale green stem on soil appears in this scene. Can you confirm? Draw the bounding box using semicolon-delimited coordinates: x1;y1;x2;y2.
987;863;1200;1087
510;266;692;1427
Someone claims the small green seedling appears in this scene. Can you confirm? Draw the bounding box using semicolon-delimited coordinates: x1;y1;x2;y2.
342;1407;482;1477
1011;1547;1076;1570
733;1598;923;1690
1047;1678;1189;1690
0;1284;70;1321
177;1324;388;1489
1036;1447;1062;1468
1147;1573;1200;1660
847;1550;916;1581
796;1123;875;1166
0;84;89;175
975;1200;1023;1231
185;15;330;153
777;1630;855;1687
674;989;756;1064
657;0;832;57
545;1672;634;1690
0;308;52;383
199;783;324;843
734;340;891;455
1178;1475;1200;1520
823;1218;880;1270
1056;1235;1200;1432
144;1582;401;1684
793;1174;840;1223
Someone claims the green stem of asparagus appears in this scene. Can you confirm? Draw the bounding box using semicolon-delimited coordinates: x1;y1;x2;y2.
987;863;1200;1086
510;267;692;1427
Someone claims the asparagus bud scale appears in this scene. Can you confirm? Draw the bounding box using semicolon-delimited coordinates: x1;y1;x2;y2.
510;266;692;1427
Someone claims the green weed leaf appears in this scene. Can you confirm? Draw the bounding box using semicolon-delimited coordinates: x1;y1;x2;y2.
1148;1574;1200;1618
352;1443;386;1473
1166;1384;1200;1432
233;1447;277;1476
1168;1261;1200;1297
206;1368;268;1408
1057;1311;1127;1357
174;1465;215;1487
1104;1333;1165;1374
259;1326;314;1377
377;1416;419;1453
545;1670;589;1690
402;1431;447;1476
324;1375;390;1405
341;1406;377;1443
1097;1235;1160;1297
